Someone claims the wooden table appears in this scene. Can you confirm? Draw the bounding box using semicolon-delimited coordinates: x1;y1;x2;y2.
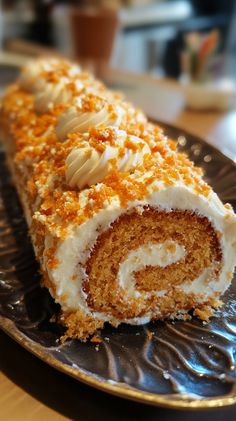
1;66;236;421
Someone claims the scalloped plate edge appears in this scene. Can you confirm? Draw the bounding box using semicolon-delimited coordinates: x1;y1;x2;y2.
1;315;236;410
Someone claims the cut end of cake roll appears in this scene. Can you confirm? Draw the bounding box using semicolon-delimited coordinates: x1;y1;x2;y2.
50;188;235;341
59;206;224;341
85;208;222;318
1;57;236;341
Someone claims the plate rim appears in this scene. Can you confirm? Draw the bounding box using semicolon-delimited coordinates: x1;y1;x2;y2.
1;315;236;410
154;120;236;169
1;121;236;410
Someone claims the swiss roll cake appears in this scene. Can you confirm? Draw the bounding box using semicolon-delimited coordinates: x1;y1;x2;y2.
1;58;236;340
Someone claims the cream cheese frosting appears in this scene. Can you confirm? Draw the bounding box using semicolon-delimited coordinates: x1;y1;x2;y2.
20;58;81;92
65;130;151;189
56;104;124;141
19;58;84;113
35;79;84;114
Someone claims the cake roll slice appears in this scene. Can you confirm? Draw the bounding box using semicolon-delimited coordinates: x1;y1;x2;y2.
1;58;236;341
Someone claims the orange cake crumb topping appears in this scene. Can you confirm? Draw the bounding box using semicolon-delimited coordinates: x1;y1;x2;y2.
1;66;213;263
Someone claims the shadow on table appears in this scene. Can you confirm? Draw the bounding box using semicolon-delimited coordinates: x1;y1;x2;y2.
1;331;236;421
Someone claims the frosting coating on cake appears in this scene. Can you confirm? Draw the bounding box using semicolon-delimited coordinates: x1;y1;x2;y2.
2;57;236;339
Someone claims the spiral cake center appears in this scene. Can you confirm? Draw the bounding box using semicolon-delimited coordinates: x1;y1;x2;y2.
85;207;222;319
118;241;186;298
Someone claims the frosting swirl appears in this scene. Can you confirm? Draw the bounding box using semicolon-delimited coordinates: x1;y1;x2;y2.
65;130;151;189
19;58;83;113
56;103;124;141
35;79;84;114
20;58;81;92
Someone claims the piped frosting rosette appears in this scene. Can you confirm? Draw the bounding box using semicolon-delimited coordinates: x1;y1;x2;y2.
34;79;84;114
19;58;88;113
56;92;126;141
65;128;151;189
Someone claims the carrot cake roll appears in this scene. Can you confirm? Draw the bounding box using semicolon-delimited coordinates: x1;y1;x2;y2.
1;57;236;340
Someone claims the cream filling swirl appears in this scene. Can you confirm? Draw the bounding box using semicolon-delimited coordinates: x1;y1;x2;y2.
118;241;186;298
65;131;151;189
56;105;124;141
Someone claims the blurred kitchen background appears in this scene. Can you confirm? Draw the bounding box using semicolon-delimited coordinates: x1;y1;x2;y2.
0;0;235;79
1;0;236;136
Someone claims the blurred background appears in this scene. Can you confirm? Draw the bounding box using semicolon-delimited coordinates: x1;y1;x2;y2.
1;0;236;142
0;0;235;79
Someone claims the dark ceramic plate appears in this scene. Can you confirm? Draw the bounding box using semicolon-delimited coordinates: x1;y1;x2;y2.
0;123;236;409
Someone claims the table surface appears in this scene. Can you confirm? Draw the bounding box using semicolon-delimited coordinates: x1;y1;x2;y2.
1;65;236;421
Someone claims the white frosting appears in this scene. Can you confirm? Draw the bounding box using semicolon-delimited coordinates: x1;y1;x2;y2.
19;58;82;112
35;79;84;114
65;130;151;189
180;267;214;295
56;105;124;141
20;58;81;92
118;241;186;298
41;182;236;324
